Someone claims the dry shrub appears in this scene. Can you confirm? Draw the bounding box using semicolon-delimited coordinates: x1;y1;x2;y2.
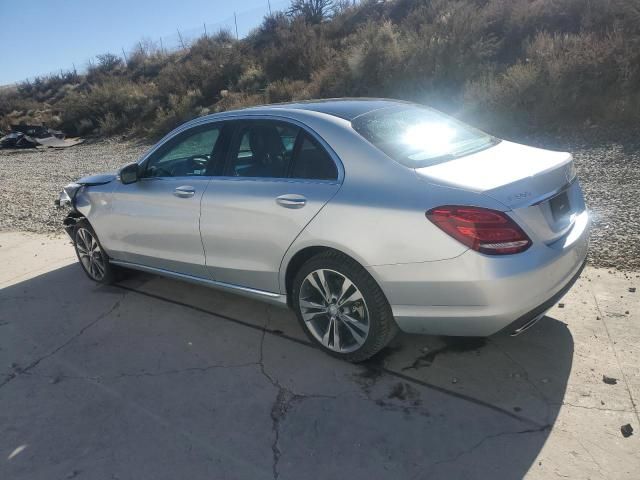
266;80;312;103
1;0;639;138
212;91;265;113
146;89;203;139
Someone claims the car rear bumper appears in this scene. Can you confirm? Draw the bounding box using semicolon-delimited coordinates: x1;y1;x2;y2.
368;210;590;336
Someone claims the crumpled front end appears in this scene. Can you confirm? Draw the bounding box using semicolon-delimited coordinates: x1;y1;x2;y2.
54;172;116;240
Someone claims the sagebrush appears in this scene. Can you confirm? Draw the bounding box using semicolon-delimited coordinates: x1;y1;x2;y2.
1;0;639;139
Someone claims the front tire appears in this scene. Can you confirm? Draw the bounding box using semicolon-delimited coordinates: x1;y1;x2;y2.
292;250;398;362
73;220;117;284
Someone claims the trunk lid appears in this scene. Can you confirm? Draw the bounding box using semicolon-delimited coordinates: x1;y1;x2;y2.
415;140;586;244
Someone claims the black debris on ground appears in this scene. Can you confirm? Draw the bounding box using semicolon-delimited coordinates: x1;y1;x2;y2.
602;375;618;385
387;382;420;402
620;424;633;438
0;124;83;150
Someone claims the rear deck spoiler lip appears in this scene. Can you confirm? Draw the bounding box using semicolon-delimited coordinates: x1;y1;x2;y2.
529;176;577;206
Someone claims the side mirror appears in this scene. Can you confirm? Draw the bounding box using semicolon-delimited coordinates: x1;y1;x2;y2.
120;162;139;184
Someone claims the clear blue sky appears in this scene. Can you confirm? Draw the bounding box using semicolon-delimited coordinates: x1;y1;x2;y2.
0;0;289;85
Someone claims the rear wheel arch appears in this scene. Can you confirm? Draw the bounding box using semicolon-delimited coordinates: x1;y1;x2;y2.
283;246;385;307
289;248;398;361
285;246;332;307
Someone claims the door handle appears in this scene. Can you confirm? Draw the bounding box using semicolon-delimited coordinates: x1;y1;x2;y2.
276;194;307;209
174;185;195;198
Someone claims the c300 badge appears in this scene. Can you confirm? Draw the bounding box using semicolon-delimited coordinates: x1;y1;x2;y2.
507;191;532;202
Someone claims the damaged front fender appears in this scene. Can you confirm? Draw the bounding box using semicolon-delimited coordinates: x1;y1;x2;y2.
55;172;116;208
62;212;84;241
54;171;116;240
55;182;83;209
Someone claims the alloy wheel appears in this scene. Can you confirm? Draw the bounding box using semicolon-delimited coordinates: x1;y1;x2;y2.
298;268;370;353
76;228;106;281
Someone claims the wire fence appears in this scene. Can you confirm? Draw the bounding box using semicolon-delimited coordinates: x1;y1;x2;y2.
158;0;290;50
19;0;291;85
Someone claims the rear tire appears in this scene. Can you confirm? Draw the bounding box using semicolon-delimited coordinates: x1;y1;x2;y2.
73;220;118;285
292;250;398;362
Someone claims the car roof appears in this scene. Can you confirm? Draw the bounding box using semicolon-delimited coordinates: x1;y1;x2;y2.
174;98;415;138
239;98;412;121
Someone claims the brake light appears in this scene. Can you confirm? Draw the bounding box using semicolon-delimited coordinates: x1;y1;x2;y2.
426;206;531;255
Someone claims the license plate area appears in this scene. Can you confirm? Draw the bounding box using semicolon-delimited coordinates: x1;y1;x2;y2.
550;191;571;222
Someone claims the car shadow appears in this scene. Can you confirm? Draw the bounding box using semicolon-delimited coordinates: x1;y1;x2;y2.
1;264;573;479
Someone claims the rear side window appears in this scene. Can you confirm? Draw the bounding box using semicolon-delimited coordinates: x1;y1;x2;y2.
227;122;298;178
224;120;338;181
352;106;498;168
290;134;338;181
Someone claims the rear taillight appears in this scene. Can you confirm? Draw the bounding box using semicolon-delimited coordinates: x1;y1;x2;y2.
426;205;531;255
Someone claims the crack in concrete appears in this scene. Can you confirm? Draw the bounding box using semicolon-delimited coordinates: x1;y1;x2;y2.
489;338;553;424
258;305;336;479
589;284;640;426
259;306;289;480
555;401;635;413
421;424;551;478
575;436;605;476
115;283;548;428
0;291;126;390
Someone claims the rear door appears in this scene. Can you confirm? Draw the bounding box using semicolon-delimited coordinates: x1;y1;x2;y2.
200;119;342;293
106;122;231;276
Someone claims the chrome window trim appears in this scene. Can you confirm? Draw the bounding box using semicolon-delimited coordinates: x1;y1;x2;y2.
137;113;345;184
209;177;341;186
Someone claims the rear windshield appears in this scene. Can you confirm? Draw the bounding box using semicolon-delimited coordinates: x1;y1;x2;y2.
351;106;498;168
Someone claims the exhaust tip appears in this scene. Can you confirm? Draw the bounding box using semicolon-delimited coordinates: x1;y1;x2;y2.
510;313;545;336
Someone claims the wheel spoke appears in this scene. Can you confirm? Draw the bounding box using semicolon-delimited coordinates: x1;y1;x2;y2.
332;317;341;349
316;270;332;299
302;310;327;323
77;229;85;249
93;258;105;277
321;317;333;347
79;229;90;250
337;289;363;307
307;272;330;302
338;314;367;345
299;299;326;311
88;259;97;277
336;277;353;305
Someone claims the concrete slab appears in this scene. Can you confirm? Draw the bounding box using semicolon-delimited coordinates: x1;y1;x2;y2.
1;232;638;479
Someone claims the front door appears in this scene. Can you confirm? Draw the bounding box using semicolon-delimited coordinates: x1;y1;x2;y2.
200;120;342;293
106;122;229;277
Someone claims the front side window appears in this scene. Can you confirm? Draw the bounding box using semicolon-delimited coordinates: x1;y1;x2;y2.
351;106;498;168
144;125;221;178
227;122;298;178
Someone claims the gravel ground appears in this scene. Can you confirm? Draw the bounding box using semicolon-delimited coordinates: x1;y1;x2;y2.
0;139;150;235
1;132;638;269
520;129;640;271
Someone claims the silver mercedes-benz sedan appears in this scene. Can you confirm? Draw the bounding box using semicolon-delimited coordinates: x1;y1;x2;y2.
58;98;589;361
